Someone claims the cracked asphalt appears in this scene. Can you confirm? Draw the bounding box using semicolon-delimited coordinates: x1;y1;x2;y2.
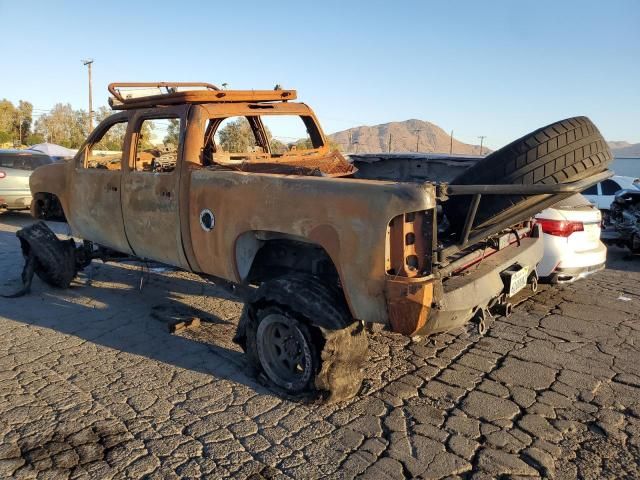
1;211;639;479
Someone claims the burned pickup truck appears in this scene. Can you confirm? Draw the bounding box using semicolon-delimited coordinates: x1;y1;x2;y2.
21;82;611;401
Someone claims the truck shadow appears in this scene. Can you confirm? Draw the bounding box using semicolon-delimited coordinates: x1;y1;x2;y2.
1;262;278;396
0;213;276;398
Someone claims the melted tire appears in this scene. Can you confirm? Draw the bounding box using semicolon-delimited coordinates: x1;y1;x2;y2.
31;193;66;221
235;274;368;402
17;222;77;288
445;116;612;234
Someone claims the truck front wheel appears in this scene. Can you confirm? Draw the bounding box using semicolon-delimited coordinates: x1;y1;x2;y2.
235;275;368;402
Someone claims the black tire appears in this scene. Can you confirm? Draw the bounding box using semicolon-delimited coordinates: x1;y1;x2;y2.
30;193;47;219
234;274;368;402
17;222;77;288
31;193;66;221
445;116;612;235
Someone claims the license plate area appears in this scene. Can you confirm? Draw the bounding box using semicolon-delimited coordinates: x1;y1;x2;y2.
584;223;600;242
501;264;529;297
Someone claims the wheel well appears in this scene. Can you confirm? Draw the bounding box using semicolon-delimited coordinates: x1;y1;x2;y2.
33;192;58;204
237;232;340;286
32;192;65;219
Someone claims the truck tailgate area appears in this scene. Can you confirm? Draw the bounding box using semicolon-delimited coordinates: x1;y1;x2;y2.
423;228;544;335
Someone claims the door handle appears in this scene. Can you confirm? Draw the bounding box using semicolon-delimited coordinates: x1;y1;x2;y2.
106;185;118;192
160;191;172;198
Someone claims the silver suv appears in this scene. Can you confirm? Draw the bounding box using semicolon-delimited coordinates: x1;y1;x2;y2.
0;150;55;211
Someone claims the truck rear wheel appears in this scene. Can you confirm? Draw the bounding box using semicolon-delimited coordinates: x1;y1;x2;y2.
255;306;317;393
445;116;612;235
235;275;368;402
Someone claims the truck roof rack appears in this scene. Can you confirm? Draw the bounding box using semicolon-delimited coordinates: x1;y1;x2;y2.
108;82;297;110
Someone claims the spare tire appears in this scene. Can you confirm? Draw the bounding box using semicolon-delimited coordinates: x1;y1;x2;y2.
444;116;612;235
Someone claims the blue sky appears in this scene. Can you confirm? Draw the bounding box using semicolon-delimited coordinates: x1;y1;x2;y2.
1;0;638;148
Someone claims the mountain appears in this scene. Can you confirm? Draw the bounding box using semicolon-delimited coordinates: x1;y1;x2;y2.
608;141;640;157
328;119;488;155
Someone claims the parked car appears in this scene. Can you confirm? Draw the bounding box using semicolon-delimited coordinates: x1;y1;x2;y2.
582;175;640;221
535;194;606;283
0;150;56;211
17;82;611;401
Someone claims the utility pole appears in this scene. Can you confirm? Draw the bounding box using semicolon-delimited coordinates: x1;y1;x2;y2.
388;132;392;153
348;131;353;152
82;59;94;132
450;130;454;155
414;129;422;152
478;136;486;156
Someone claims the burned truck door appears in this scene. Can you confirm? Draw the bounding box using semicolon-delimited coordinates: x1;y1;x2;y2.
69;113;134;255
120;106;191;269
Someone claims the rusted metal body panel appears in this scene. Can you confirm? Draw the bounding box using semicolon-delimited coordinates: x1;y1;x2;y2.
28;98;441;327
119;106;190;268
71;168;133;254
187;170;435;324
29;162;68;212
68;112;134;254
181;102;438;324
385;277;434;335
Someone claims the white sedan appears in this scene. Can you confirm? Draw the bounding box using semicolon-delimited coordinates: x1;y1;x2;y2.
535;194;606;283
582;175;640;219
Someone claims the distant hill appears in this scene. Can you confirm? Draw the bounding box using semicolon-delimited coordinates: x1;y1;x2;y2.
329;119;488;155
608;141;640;157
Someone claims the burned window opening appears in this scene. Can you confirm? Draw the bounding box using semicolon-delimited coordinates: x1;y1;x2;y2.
200;114;352;177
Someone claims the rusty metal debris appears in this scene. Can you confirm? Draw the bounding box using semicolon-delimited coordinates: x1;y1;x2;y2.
169;317;201;334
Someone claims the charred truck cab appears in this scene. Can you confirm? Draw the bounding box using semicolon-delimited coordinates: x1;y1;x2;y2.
25;83;612;401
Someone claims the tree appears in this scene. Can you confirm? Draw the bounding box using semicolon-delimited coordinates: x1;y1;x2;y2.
164;119;180;145
217;117;256;153
0;99;36;146
269;138;287;154
34;103;88;148
93;106;127;150
0;99;15;135
0;99;16;144
215;116;342;155
26;133;45;145
293;138;313;150
14;101;33;145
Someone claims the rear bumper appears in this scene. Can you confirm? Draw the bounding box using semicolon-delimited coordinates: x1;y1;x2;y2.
538;238;607;282
553;261;605;283
385;227;544;337
538;234;607;278
0;190;32;209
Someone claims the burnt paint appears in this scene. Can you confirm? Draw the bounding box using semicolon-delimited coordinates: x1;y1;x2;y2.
29;101;438;327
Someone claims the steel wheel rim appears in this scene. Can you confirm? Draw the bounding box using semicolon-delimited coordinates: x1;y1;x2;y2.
256;313;313;391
